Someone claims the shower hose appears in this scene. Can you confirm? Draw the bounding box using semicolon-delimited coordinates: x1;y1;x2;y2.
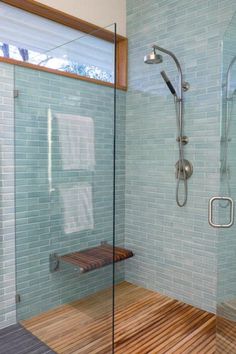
174;96;188;207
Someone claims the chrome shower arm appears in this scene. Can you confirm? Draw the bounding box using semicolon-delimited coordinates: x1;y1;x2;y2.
152;44;183;99
152;45;184;135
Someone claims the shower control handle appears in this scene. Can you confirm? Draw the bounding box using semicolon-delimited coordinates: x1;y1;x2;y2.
208;197;234;228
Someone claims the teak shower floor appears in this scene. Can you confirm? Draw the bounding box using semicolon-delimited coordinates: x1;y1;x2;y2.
22;282;216;354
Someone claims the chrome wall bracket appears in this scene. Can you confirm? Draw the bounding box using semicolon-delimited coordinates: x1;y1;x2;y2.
15;294;21;304
13;89;19;98
176;136;189;145
208;197;234;228
182;82;190;92
49;253;60;273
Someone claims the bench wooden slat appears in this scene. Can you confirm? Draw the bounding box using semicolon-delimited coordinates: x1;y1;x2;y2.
59;244;134;273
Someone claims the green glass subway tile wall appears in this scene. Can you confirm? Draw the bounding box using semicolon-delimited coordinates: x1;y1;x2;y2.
125;0;236;313
218;10;236;305
14;66;125;320
0;62;16;329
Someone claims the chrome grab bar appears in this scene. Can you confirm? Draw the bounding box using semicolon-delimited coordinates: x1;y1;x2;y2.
208;197;234;228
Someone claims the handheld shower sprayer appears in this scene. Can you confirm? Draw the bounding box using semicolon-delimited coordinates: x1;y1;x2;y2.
160;70;177;97
144;44;192;207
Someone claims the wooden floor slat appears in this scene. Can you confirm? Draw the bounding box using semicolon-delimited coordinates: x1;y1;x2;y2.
216;315;236;353
22;281;217;354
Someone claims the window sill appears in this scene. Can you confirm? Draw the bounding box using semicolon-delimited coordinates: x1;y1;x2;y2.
0;57;127;91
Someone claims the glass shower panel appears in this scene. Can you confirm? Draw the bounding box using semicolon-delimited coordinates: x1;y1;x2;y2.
217;11;236;353
14;25;116;353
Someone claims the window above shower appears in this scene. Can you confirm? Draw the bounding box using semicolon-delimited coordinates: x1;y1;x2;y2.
0;1;128;89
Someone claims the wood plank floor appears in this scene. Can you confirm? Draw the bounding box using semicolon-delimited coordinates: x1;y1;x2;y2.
216;316;236;353
22;281;216;354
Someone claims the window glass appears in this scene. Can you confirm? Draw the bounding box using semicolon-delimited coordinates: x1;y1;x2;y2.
0;3;114;83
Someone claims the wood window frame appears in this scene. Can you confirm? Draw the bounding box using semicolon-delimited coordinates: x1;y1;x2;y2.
0;0;128;90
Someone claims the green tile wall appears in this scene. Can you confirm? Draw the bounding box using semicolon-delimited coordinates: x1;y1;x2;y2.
124;0;236;313
0;62;16;329
14;66;126;320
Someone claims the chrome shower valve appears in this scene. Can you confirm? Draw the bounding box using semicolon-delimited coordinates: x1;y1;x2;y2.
175;159;193;180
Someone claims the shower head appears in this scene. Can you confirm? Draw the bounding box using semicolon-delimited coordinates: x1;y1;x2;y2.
144;47;163;64
160;70;177;96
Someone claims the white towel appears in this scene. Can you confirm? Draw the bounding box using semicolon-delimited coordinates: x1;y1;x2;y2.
60;183;94;234
56;113;95;171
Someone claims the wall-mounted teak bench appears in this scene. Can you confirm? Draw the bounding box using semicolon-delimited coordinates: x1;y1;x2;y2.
50;242;134;273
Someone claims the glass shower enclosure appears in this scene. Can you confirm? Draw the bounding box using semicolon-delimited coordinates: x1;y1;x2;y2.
7;8;236;354
13;25;117;353
216;9;236;353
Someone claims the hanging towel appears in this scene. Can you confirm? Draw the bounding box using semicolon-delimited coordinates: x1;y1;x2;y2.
56;113;95;171
59;183;94;234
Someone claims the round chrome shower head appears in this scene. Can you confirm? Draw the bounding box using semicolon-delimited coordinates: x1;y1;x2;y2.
144;48;163;64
